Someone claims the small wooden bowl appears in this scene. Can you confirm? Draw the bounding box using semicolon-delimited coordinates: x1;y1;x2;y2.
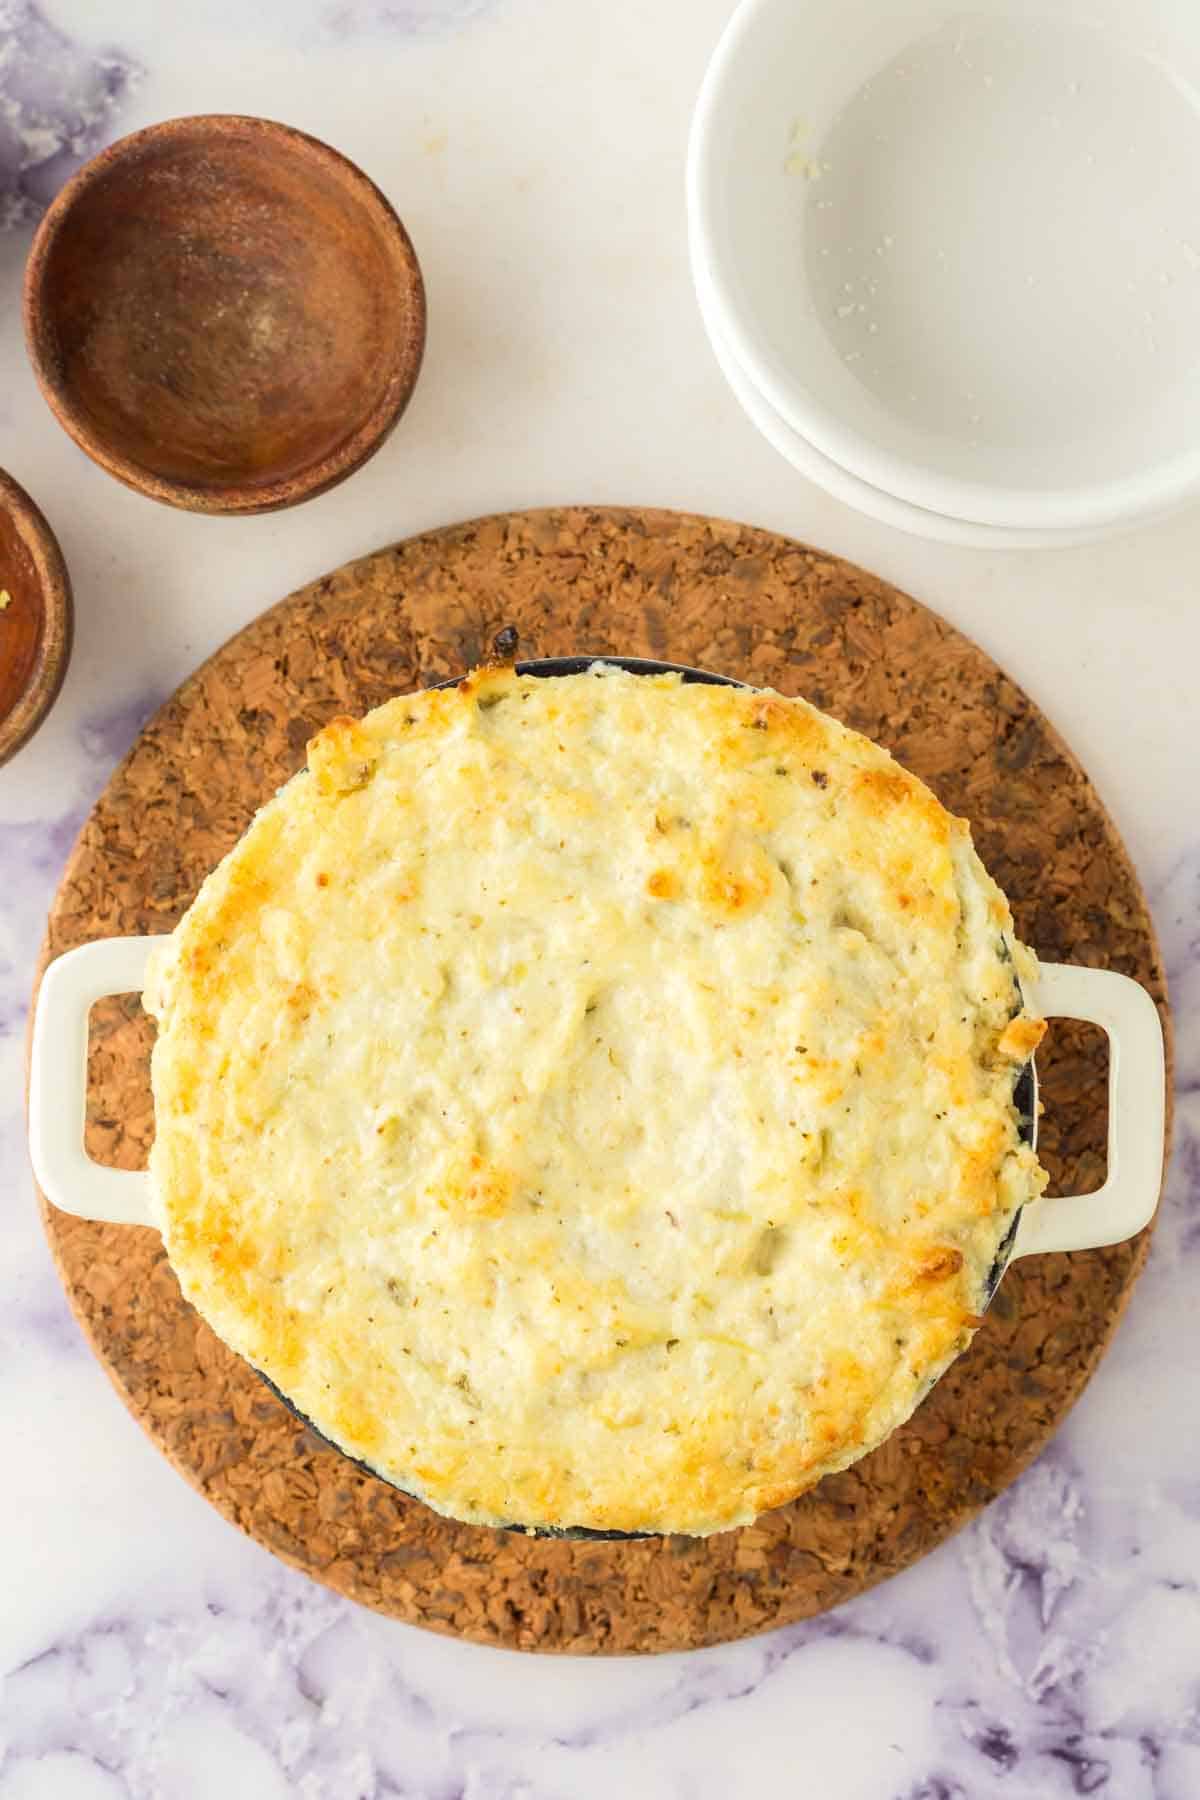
23;115;426;515
0;469;73;767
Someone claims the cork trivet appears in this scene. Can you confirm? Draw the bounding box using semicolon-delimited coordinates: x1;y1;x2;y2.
34;508;1171;1654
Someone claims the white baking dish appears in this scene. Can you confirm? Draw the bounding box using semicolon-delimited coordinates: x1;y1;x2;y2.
22;654;1169;1539
29;907;1165;1260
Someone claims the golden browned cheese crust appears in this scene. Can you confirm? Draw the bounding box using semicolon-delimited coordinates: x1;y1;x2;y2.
144;666;1047;1535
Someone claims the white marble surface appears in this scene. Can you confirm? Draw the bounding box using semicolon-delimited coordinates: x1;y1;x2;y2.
0;2;1196;1795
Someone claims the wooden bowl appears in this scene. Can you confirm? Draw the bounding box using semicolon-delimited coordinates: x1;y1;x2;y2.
23;115;426;515
0;469;73;767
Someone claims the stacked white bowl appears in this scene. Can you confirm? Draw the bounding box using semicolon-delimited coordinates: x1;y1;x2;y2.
688;0;1200;547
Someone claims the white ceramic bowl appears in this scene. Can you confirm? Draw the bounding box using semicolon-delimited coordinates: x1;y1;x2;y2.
693;254;1140;549
689;0;1200;536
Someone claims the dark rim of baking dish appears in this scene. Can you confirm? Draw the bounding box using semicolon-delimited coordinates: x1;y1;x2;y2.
265;644;1038;1541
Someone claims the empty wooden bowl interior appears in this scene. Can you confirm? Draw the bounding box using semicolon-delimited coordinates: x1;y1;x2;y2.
0;470;72;766
24;117;425;512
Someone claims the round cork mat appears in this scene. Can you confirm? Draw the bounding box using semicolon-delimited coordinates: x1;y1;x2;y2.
35;507;1171;1654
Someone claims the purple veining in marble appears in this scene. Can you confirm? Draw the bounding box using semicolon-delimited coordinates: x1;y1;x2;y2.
0;1283;84;1362
0;807;88;893
0;0;140;232
1176;1129;1200;1256
77;686;164;771
973;1720;1019;1771
0;803;91;1035
1152;853;1200;1264
321;0;496;40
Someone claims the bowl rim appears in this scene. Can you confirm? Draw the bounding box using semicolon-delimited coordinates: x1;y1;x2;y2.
686;0;1200;534
22;112;427;517
690;249;1144;550
0;468;73;768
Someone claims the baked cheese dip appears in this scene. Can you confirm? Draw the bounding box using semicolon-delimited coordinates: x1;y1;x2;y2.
144;662;1047;1536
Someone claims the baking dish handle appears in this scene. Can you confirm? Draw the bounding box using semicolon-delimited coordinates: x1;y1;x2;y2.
1012;962;1166;1258
28;936;162;1228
